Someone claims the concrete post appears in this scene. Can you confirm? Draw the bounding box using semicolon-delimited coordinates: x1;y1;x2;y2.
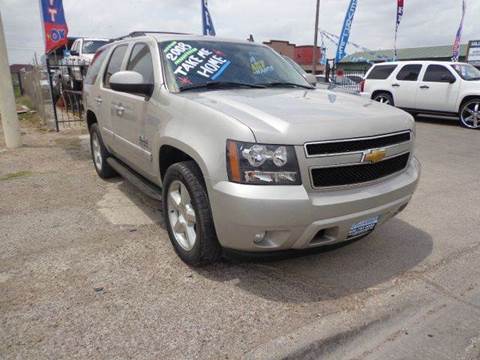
0;11;22;148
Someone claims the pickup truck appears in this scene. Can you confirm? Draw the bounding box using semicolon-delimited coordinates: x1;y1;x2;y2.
59;37;109;90
83;32;420;266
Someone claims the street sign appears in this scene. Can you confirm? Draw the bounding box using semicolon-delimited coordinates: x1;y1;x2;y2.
466;40;480;66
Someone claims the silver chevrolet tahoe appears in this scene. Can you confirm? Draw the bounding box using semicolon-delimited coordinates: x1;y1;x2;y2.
84;32;421;266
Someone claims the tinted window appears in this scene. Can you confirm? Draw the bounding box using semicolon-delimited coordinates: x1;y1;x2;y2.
103;45;128;88
83;40;109;54
423;65;455;82
367;65;397;80
127;43;154;83
84;48;109;85
396;65;422;81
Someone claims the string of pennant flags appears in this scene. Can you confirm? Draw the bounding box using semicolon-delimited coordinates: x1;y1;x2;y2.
38;0;469;66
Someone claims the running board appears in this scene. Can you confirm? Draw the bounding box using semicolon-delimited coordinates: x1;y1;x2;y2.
106;157;163;201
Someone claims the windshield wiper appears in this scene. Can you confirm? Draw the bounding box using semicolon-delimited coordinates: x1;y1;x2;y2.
180;81;266;92
261;82;314;89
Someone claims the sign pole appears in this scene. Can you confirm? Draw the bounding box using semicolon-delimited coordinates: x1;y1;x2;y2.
312;0;320;75
0;11;22;148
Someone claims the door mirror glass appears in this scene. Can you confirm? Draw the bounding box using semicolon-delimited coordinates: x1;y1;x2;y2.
110;71;154;97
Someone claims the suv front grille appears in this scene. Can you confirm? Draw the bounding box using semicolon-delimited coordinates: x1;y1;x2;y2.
311;153;410;188
305;132;411;157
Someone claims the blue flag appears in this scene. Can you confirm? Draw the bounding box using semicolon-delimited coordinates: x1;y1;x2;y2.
335;0;358;63
201;0;216;36
452;0;466;62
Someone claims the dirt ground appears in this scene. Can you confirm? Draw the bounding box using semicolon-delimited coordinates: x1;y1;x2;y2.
1;118;479;360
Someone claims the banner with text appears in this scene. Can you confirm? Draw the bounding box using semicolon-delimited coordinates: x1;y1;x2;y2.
394;0;404;60
40;0;69;54
201;0;216;36
335;0;358;63
452;0;466;62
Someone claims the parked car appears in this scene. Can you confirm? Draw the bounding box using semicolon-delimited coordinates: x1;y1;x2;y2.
363;61;480;129
59;37;110;90
84;33;420;265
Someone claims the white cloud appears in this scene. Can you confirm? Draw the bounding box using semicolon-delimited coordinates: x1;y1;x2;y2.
1;0;479;63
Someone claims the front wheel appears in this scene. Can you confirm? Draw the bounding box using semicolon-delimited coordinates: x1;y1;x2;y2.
373;92;395;106
459;98;480;129
89;123;117;179
162;161;222;266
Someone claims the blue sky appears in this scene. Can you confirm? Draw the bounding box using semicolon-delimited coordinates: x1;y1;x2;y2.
1;0;479;64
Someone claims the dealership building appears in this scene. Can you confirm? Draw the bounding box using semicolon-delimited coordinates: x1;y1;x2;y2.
263;40;325;74
338;44;470;72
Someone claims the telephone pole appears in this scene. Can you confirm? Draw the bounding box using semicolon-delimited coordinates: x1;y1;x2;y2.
312;0;321;75
0;11;21;148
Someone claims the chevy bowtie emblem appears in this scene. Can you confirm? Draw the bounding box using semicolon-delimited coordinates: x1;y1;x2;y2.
363;149;387;164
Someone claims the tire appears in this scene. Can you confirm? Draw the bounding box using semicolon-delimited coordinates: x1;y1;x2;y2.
89;123;117;179
162;161;222;266
373;92;395;106
459;98;480;129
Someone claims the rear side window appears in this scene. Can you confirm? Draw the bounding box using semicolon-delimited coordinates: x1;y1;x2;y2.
423;65;455;83
127;43;154;83
103;45;128;88
84;48;109;85
396;65;422;81
367;65;397;80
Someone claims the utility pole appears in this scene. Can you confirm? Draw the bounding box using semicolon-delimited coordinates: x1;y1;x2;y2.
0;11;21;148
312;0;321;75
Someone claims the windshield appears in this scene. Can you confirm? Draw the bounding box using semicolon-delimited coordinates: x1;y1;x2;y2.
159;40;312;91
83;40;109;54
451;64;480;81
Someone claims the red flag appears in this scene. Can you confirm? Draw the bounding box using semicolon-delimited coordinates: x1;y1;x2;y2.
40;0;69;54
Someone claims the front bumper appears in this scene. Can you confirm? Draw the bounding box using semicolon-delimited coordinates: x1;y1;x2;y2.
210;157;421;252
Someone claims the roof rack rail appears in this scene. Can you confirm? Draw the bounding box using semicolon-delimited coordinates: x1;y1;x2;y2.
110;31;193;42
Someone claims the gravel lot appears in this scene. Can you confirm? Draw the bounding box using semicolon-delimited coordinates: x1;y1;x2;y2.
1;118;479;360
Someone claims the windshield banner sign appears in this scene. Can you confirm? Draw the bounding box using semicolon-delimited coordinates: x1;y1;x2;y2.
335;0;358;64
40;0;69;54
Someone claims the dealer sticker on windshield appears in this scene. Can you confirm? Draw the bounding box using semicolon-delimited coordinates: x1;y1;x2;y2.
348;216;379;238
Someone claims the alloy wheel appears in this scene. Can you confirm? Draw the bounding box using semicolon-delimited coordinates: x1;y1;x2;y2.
375;95;391;105
91;132;103;170
461;101;480;129
167;180;197;251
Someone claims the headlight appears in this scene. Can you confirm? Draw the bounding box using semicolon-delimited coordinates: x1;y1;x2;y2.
226;140;301;185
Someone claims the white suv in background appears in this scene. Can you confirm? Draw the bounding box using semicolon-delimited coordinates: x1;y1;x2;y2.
363;61;480;129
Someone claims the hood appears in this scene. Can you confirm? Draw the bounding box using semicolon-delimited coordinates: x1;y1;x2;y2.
182;88;414;144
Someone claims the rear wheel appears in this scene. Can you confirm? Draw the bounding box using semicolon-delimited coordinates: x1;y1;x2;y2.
459;98;480;129
373;92;394;106
162;161;222;266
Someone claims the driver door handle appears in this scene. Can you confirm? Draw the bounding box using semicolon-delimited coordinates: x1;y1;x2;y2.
392;83;400;87
420;85;430;89
95;97;103;104
114;104;125;116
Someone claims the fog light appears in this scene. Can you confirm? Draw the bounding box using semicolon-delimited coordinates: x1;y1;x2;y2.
254;232;266;244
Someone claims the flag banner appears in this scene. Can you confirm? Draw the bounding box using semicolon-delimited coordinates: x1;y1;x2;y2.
452;0;466;62
394;0;404;60
40;0;69;54
335;0;358;63
201;0;216;36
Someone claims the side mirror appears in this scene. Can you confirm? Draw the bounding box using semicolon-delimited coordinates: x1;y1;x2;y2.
441;74;456;84
110;71;154;97
304;73;317;86
70;50;79;56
